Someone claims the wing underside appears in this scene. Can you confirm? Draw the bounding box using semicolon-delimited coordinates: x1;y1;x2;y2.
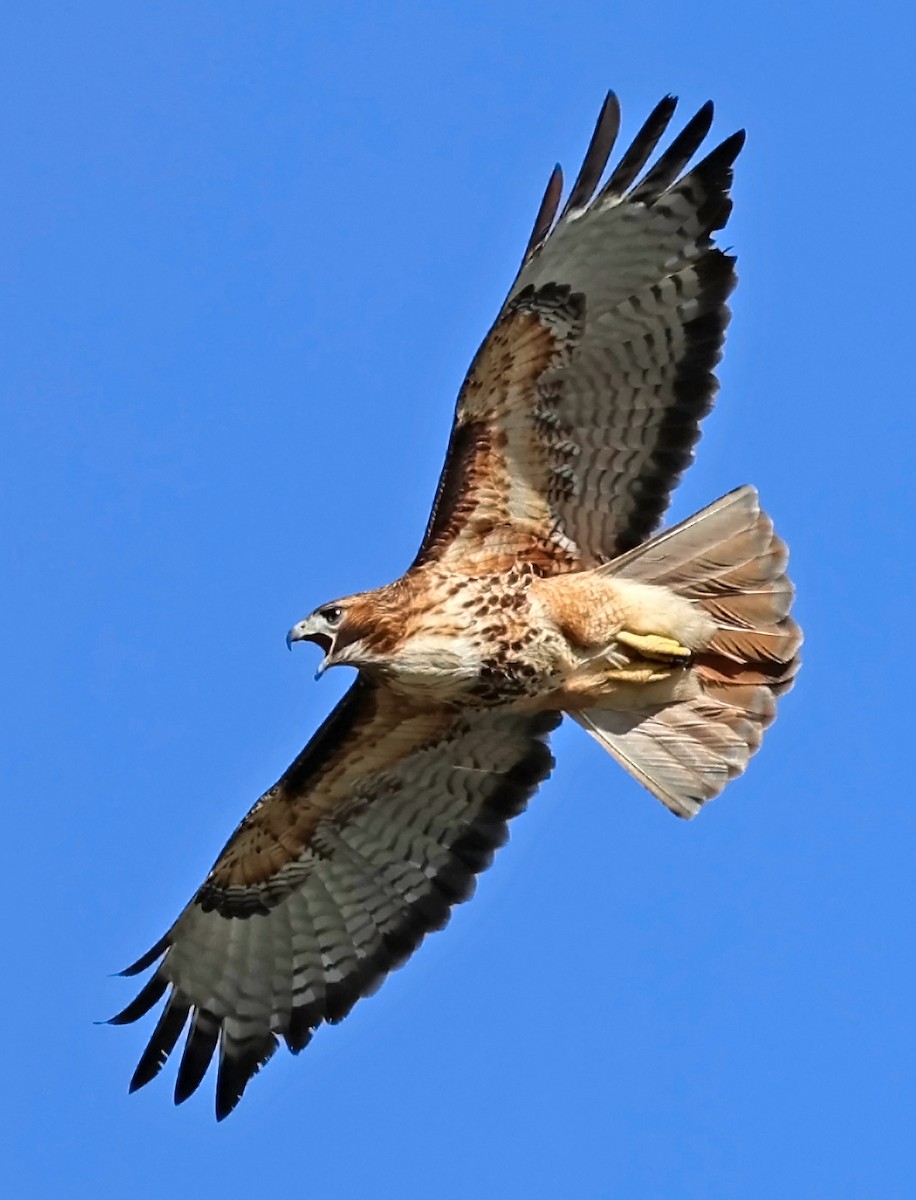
112;680;558;1118
416;94;744;572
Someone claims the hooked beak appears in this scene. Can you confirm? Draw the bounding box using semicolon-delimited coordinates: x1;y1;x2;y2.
286;617;333;680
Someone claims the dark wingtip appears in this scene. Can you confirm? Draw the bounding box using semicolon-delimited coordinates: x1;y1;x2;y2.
118;934;170;978
684;128;748;234
629;99;717;203
690;126;746;184
174;1010;220;1106
656;94;679;123
520;163;563;268
215;1035;278;1121
601;93;679;198
129;1062;156;1094
107;972;168;1026
718;128;747;162
560;90;622;218
129;996;191;1093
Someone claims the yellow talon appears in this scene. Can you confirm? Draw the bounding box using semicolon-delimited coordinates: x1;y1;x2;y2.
616;630;692;664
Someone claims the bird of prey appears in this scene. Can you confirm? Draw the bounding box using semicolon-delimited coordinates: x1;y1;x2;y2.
112;91;801;1119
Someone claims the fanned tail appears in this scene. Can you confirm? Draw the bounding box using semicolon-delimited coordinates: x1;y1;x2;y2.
570;487;801;817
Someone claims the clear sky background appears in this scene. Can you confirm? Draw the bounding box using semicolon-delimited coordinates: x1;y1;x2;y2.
5;2;915;1197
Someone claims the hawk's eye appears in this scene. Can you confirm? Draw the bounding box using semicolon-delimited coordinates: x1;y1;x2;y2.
318;605;343;626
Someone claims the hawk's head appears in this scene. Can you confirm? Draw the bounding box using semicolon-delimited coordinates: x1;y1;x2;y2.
286;596;375;679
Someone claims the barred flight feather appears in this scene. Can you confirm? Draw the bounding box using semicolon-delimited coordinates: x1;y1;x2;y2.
112;683;558;1116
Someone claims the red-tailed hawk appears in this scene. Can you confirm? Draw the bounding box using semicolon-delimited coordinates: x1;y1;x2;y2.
112;92;801;1118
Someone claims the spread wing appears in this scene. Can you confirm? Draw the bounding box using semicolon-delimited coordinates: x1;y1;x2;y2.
415;94;745;573
111;679;558;1118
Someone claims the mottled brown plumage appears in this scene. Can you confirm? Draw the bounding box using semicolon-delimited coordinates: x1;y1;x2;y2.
112;92;801;1119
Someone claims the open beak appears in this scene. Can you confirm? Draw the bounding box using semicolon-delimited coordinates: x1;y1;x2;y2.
286;617;333;680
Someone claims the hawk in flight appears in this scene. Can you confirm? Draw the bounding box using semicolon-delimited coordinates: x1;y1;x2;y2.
112;92;801;1118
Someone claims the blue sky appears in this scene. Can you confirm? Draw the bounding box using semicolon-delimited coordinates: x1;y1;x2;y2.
5;2;915;1196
